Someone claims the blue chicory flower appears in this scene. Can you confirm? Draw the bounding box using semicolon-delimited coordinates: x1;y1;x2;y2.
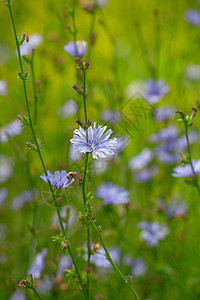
63;41;87;57
172;159;200;177
96;182;129;205
100;109;121;125
70;122;117;159
129;148;153;171
28;248;48;279
0;120;23;144
138;221;169;247
184;9;200;27
11;190;35;210
0;188;8;207
40;170;75;190
154;105;176;122
144;79;170;104
165;200;188;218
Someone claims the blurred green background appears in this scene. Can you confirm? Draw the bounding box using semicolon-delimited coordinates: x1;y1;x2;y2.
1;0;200;299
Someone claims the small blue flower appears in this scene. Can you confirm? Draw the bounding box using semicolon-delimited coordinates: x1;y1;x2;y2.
154;105;176;122
96;182;129;205
28;248;48;279
100;109;121;125
165;200;188;218
70;123;117;159
129;148;153;171
0;120;23;144
172;159;200;177
144;79;170;104
11;190;35;210
40;170;75;190
63;41;87;57
138;221;169;247
84;244;120;268
134;166;158;183
184;9;200;27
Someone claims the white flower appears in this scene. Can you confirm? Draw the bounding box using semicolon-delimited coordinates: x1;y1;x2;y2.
20;33;43;56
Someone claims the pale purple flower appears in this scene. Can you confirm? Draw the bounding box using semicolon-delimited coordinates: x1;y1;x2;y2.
154;105;176;122
40;170;75;190
184;64;200;80
20;33;43;56
165;201;188;218
10;290;26;300
100;109;121;125
129;148;153;171
138;221;169;247
28;248;48;279
52;206;76;231
57;99;78;119
144;79;170;104
37;275;54;296
184;9;200;27
132;258;147;278
96;182;129;205
134;166;158;183
11;190;35;210
0;80;8;96
56;255;72;277
84;245;120;268
123;256;146;278
0;120;23;144
63;41;87;57
175;130;198;151
96;0;108;8
70;123;117;159
0;156;13;183
0;188;8;207
172;159;200;177
156;151;179;164
150;125;178;143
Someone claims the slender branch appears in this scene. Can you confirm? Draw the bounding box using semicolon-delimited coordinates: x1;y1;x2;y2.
32;287;42;300
184;122;200;195
71;0;78;56
89;213;141;300
83;69;88;123
30;50;38;124
7;3;87;298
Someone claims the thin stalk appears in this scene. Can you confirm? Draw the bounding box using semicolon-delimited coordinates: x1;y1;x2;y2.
32;287;42;300
7;3;87;298
89;214;141;300
71;0;78;56
30;50;38;124
184;123;200;195
83;69;88;123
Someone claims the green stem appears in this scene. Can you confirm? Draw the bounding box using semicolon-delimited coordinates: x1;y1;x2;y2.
89;214;141;300
30;50;38;125
71;0;78;56
83;69;88;123
32;287;42;300
7;3;87;298
184;122;200;195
